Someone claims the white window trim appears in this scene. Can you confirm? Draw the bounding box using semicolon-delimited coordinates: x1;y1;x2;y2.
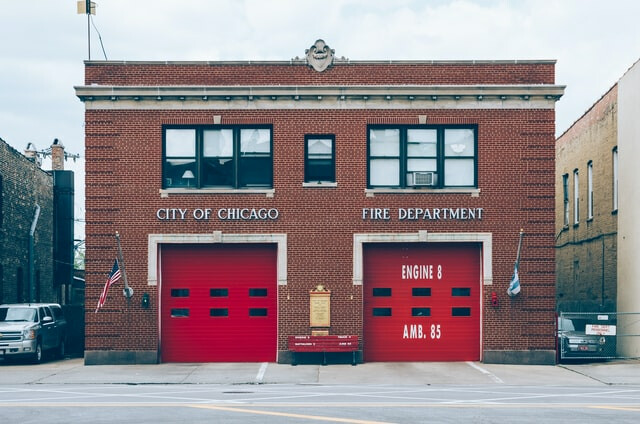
573;169;580;225
613;147;618;212
587;162;593;220
147;232;287;286
352;231;493;286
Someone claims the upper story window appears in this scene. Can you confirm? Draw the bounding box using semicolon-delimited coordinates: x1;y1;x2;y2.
163;126;272;189
612;147;618;212
587;161;593;220
367;126;476;189
305;135;335;183
562;173;569;227
573;169;579;225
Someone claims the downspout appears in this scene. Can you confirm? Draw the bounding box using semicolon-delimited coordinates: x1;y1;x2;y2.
29;203;41;303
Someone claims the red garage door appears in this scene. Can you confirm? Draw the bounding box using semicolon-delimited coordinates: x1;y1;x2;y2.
160;244;277;362
363;243;481;362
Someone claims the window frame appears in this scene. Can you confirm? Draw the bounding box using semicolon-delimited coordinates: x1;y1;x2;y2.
573;169;580;226
612;147;618;212
304;134;335;183
587;161;593;220
562;173;570;228
162;125;273;190
367;125;477;189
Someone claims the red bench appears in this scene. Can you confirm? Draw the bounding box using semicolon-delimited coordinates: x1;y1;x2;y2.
288;335;359;366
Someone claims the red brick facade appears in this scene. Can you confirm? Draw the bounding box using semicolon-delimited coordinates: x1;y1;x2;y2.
78;56;562;364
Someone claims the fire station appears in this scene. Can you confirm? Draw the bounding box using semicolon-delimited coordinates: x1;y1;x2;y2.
76;40;563;365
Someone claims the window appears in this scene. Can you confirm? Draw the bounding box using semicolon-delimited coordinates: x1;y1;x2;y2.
372;288;392;296
368;126;476;188
171;288;189;297
573;169;579;225
562;174;569;227
163;126;272;189
305;135;335;182
0;175;3;227
587;161;593;220
612;147;618;212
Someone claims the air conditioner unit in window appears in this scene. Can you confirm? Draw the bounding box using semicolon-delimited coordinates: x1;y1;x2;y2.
412;171;437;186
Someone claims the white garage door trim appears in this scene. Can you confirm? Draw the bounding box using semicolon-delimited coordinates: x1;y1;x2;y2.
147;231;288;286
353;231;492;285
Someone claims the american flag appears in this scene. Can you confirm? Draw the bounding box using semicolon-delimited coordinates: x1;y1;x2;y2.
95;260;121;313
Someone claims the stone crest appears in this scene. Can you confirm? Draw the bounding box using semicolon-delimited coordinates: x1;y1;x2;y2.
305;39;335;72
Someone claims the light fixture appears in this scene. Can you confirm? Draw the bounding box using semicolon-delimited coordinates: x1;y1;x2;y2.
408;95;415;100
431;95;438;101
523;95;530;100
182;170;195;187
386;95;392;100
477;95;483;101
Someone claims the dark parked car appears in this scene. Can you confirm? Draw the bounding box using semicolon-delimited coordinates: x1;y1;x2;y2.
0;303;67;363
558;316;616;360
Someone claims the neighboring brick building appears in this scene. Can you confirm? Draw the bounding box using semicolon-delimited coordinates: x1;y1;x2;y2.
76;41;564;365
555;85;618;313
0;138;76;306
556;58;640;358
0;138;54;304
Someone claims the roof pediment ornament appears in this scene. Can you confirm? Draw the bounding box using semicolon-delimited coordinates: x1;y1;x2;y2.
305;39;335;72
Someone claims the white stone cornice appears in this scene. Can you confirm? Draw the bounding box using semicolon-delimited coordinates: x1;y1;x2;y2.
75;84;565;110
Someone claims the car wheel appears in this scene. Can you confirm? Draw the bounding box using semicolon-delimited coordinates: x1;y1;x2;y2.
32;342;43;364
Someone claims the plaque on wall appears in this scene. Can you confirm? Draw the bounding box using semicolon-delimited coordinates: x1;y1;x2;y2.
310;285;331;328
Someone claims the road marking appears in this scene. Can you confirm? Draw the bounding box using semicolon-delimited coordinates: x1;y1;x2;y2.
589;405;640;412
256;362;268;382
188;404;393;423
466;362;504;383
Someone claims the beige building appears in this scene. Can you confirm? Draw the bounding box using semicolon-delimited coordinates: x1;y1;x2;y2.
556;59;640;357
556;85;617;313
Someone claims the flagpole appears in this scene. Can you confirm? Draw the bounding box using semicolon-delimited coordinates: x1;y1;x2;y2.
115;231;133;299
507;229;524;297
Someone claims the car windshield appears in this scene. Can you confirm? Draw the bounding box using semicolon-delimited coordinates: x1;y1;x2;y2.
558;317;576;331
0;307;37;322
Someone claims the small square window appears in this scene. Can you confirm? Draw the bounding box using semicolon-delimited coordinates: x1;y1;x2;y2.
305;135;335;182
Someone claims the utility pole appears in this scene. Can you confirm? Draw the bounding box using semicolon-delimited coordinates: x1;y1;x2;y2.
77;1;96;60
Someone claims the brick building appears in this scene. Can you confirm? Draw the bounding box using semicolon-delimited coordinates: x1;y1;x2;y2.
556;58;640;357
555;85;618;313
76;41;564;365
0;138;60;304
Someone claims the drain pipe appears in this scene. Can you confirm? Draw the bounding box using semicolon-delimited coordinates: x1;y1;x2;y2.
29;203;41;303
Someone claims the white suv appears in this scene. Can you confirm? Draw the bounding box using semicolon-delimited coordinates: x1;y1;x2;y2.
0;303;67;363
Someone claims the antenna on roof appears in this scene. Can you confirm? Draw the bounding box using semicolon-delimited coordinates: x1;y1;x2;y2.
77;1;96;60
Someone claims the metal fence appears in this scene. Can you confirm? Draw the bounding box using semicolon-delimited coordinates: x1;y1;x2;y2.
559;312;640;360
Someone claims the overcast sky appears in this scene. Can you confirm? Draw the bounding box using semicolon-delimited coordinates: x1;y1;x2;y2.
2;0;640;239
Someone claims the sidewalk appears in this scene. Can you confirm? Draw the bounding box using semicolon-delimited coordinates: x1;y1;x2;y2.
2;358;640;386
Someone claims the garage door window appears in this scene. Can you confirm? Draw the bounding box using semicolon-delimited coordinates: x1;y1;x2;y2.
210;308;229;317
249;288;268;297
372;288;392;296
171;289;189;297
249;308;268;317
412;308;431;317
210;288;228;297
412;288;432;296
452;307;471;317
372;307;392;316
451;288;471;296
171;308;189;318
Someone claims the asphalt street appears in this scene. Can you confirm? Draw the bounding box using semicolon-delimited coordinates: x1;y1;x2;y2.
1;358;639;423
